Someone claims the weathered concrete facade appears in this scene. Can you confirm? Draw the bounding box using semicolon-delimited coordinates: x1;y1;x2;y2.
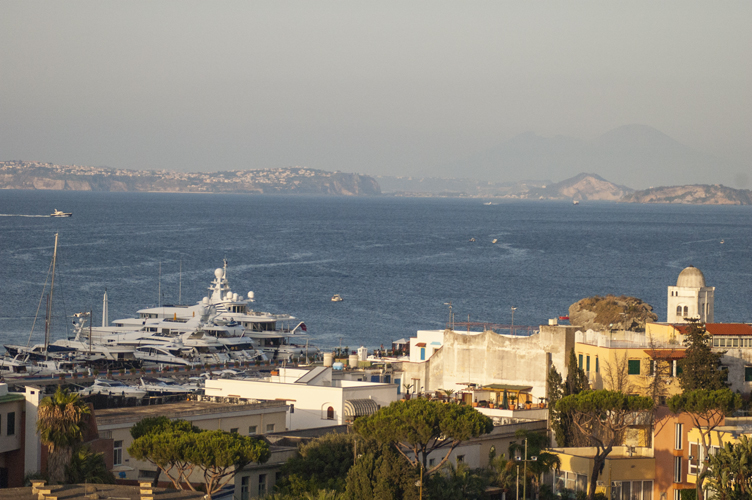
395;325;578;401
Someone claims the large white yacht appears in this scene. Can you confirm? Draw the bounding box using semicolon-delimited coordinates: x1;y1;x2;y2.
113;261;318;361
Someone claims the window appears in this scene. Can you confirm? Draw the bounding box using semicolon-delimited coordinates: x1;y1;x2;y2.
420;347;425;361
248;425;257;435
676;306;682;316
240;476;250;500
732;338;739;347
628;359;641;375
745;367;752;382
578;354;583;369
683;306;688;316
674;423;683;450
688;443;699;475
114;440;123;466
290;404;294;413
595;357;599;373
230;428;239;434
327;406;335;420
457;455;464;463
395;378;401;394
266;423;275;433
586;356;590;372
258;473;267;496
674;456;682;483
7;412;14;436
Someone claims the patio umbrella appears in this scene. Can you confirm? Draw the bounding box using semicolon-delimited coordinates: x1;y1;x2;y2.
501;389;508;408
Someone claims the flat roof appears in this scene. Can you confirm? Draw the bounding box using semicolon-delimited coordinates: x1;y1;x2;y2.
96;399;287;426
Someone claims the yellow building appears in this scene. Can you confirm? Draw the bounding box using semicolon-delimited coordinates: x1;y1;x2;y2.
574;329;685;403
685;416;752;487
547;447;655;500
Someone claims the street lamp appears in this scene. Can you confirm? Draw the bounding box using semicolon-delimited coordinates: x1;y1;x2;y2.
511;307;517;336
515;438;538;500
444;302;453;330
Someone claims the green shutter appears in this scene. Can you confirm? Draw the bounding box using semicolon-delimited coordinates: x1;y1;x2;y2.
628;359;641;375
745;367;752;382
578;354;583;369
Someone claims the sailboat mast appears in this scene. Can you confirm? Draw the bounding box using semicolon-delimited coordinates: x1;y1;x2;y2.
44;232;59;360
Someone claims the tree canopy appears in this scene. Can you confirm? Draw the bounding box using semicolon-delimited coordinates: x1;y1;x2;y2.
678;320;727;391
274;432;354;497
128;418;270;498
353;399;493;477
556;390;653;500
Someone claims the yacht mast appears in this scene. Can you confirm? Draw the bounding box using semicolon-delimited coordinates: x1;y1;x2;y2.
44;232;59;360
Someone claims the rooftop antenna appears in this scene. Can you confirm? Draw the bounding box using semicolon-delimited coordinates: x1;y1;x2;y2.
444;302;453;330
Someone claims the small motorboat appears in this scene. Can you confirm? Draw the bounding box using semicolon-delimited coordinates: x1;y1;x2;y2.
469;238;475;242
492;239;498;244
78;379;147;399
51;209;73;217
572;200;579;205
720;239;725;244
331;294;343;302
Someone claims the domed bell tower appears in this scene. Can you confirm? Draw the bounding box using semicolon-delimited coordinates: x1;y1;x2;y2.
667;265;714;323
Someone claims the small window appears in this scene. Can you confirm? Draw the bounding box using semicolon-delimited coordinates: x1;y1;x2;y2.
628;359;641;375
327;406;335;420
595;357;599;373
713;338;720;347
428;458;435;467
230;428;239;434
290;404;294;413
586;356;590;372
241;476;250;500
7;412;15;436
114;440;123;466
676;306;682;316
578;354;583;369
248;425;257;435
675;423;683;450
266;424;275;433
745;367;752;382
674;455;682;483
457;455;465;463
732;338;739;347
683;306;688;316
688;443;699;475
258;473;267;496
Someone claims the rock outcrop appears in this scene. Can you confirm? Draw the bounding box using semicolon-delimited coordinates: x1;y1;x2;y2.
620;184;752;205
568;295;657;332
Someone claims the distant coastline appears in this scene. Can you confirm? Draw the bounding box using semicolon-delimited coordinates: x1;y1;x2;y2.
2;161;750;205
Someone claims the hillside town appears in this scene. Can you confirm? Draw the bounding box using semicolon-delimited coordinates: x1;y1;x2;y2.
0;161;381;196
1;265;750;500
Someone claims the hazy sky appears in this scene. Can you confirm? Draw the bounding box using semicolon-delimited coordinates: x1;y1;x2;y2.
1;1;750;182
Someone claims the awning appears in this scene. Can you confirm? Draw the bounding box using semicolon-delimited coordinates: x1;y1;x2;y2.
479;384;533;392
415;342;427;347
344;399;379;418
644;349;686;360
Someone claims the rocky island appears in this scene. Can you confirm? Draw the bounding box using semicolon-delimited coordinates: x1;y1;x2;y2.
568;295;658;332
620;184;752;205
0;161;381;196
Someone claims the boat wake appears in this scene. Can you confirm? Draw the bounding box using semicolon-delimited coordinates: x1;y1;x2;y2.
0;214;53;217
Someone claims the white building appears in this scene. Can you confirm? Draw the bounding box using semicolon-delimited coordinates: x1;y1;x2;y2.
204;366;399;430
409;330;445;364
667;265;714;323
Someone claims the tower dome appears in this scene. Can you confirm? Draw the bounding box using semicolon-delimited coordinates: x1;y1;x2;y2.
676;265;706;288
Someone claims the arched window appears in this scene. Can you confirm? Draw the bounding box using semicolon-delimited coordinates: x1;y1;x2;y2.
683;306;689;316
327;406;335;420
676;306;682;316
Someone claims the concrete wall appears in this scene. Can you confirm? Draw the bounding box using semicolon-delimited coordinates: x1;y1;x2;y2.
396;326;577;401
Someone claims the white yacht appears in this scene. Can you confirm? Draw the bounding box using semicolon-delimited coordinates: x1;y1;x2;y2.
331;294;343;302
50;209;72;217
113;261;318;361
78;379;147;399
134;345;194;367
139;377;195;395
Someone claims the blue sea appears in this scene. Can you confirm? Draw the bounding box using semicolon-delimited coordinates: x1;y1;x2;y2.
1;190;750;351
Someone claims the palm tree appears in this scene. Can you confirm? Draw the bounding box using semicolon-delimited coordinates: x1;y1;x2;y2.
36;387;91;484
703;435;752;499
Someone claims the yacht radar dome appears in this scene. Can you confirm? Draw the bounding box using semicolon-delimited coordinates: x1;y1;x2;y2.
214;268;223;279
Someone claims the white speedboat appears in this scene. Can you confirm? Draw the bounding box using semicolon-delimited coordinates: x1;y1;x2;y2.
139;377;194;395
78;379;147;399
51;209;72;217
331;294;343;302
134;345;194;367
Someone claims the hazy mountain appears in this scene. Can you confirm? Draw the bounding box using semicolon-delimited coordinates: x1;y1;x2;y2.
525;173;632;201
431;124;735;190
